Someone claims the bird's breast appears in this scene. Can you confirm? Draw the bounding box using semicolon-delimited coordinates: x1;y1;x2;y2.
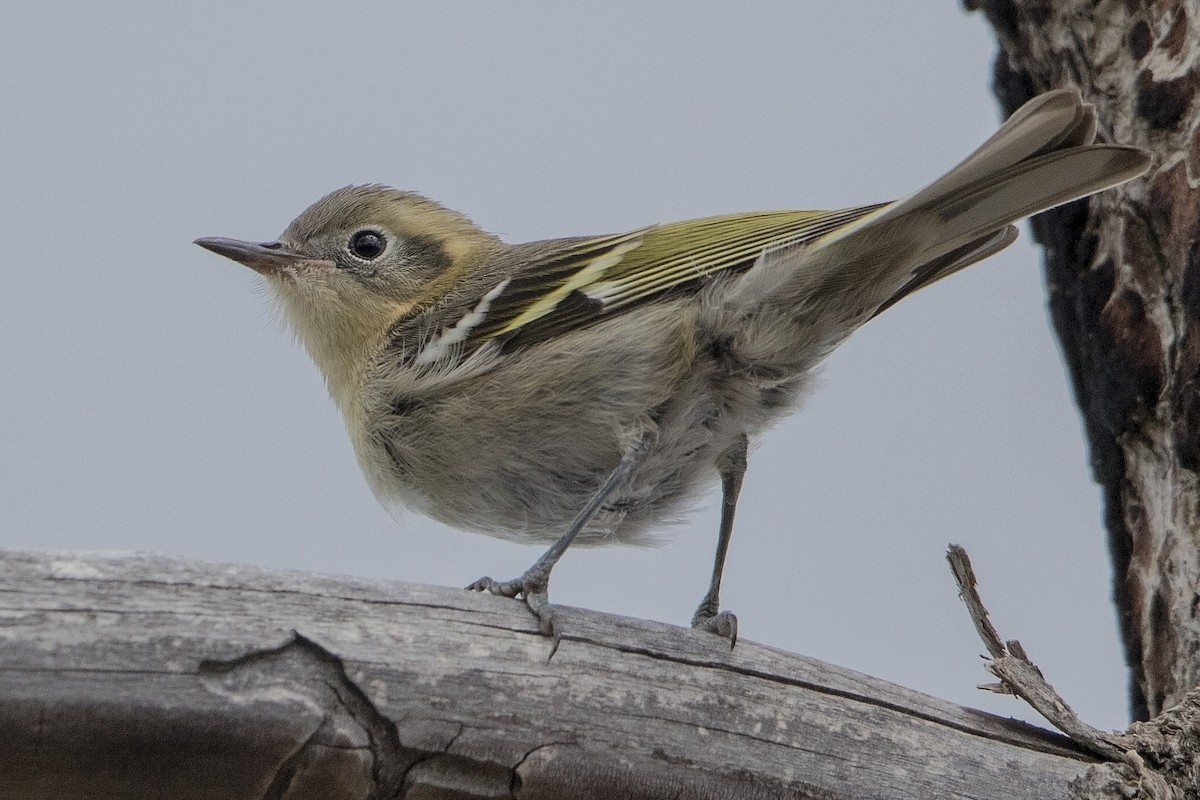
351;302;736;544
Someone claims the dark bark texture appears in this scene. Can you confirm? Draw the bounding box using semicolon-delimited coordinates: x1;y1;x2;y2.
969;0;1200;723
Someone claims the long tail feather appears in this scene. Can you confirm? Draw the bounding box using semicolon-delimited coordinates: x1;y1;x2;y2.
734;88;1150;324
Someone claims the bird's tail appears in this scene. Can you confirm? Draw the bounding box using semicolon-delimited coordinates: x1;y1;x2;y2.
731;89;1150;335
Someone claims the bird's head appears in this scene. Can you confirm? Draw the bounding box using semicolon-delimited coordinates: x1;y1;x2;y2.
196;185;501;398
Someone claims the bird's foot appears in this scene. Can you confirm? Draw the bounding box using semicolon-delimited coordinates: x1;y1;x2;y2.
467;572;560;645
691;606;738;649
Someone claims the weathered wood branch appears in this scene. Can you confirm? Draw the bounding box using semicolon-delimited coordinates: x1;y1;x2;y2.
968;0;1200;723
0;548;1127;800
948;545;1199;797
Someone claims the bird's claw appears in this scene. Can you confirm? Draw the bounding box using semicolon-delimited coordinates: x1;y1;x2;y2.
465;576;524;597
468;573;561;648
692;609;738;649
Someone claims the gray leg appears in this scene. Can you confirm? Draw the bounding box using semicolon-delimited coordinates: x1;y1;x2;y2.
468;425;657;644
691;434;747;648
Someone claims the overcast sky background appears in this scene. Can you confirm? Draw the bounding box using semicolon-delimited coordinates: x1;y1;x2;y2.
1;3;1134;731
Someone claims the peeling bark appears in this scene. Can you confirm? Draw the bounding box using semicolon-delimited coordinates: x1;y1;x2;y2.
968;0;1200;722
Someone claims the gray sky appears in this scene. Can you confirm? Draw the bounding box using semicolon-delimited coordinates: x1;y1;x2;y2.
1;2;1131;730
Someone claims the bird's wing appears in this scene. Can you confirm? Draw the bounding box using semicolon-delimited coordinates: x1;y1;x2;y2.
456;206;885;353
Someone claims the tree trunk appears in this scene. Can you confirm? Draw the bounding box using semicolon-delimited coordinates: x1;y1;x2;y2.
968;0;1200;722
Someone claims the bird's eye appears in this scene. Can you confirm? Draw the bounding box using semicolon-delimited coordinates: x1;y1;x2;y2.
348;229;387;261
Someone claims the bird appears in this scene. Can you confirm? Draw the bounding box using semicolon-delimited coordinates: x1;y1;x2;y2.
196;89;1149;648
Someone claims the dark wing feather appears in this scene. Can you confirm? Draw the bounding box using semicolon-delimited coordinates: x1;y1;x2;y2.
464;206;886;352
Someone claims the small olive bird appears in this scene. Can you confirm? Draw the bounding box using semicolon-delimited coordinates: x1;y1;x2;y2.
197;89;1149;646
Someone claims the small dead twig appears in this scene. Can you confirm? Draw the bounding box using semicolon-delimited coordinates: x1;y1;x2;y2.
946;544;1126;761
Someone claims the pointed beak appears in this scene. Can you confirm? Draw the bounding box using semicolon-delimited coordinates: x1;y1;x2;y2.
194;237;330;276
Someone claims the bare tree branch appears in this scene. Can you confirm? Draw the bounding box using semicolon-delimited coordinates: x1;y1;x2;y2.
947;545;1200;797
948;545;1126;760
1;548;1109;800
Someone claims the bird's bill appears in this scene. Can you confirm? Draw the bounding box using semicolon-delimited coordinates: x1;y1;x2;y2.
193;237;333;276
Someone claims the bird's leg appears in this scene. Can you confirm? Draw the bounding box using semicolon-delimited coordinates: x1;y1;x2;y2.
468;424;657;643
691;433;747;648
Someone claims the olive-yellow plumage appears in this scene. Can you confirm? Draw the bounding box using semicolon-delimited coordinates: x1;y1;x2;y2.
197;89;1150;645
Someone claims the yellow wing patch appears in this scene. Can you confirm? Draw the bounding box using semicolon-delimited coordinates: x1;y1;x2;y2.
473;205;886;351
495;234;644;337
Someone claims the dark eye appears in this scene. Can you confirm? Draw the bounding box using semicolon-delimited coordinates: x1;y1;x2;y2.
348;229;386;261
